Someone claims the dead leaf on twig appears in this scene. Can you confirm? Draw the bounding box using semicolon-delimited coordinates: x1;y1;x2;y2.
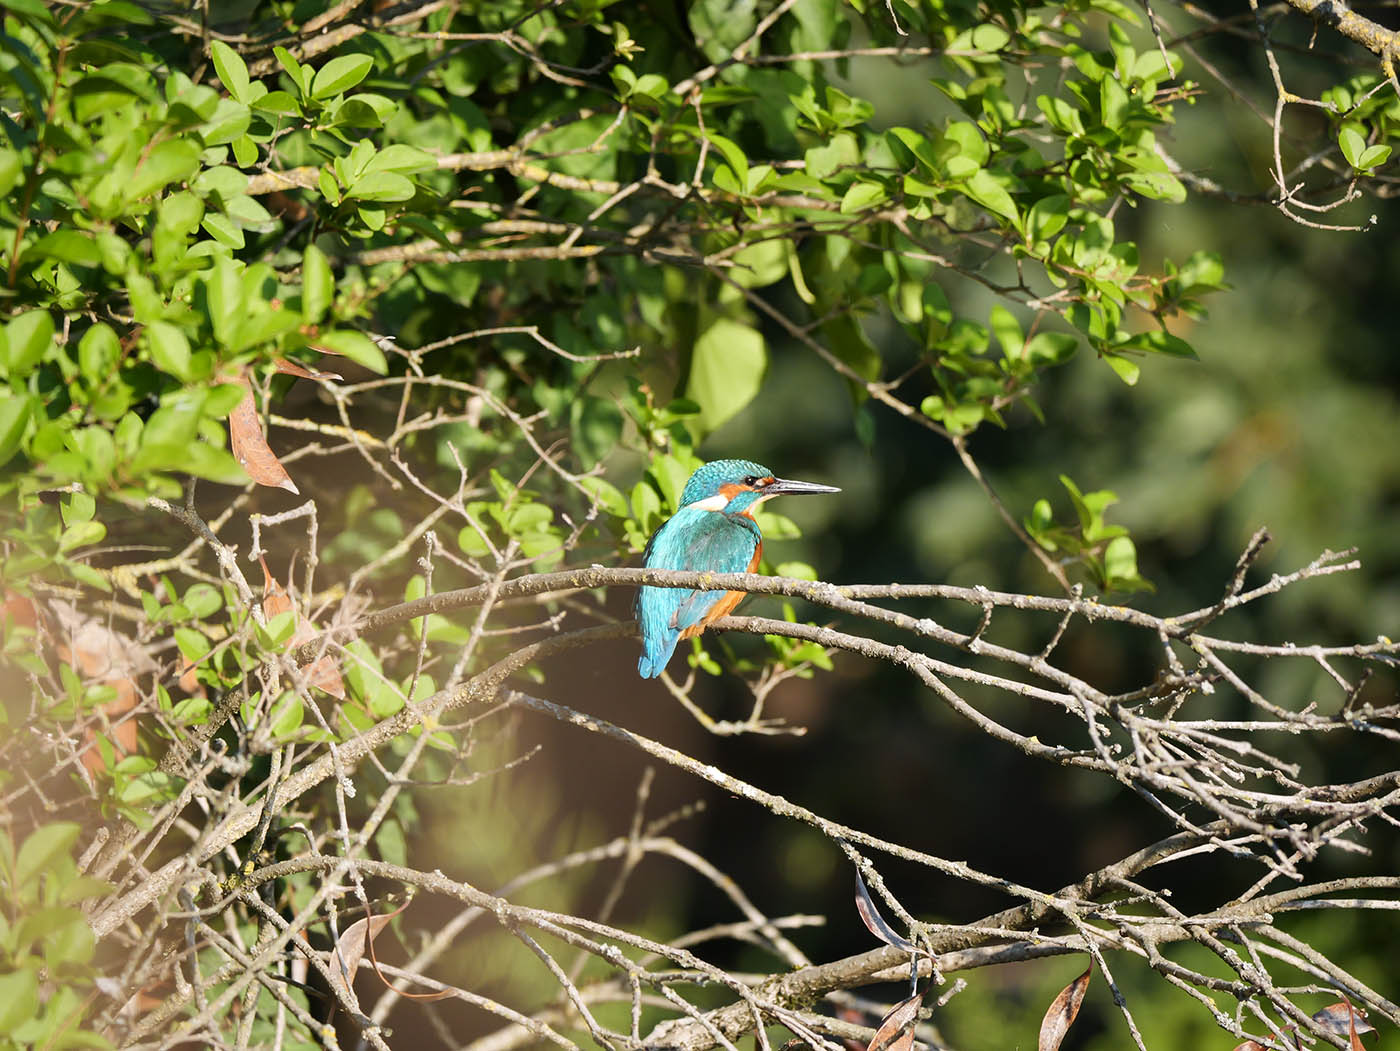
1038;966;1091;1051
259;557;346;698
854;865;923;956
330;900;453;1004
273;357;342;381
1313;995;1373;1049
866;989;923;1051
228;371;299;494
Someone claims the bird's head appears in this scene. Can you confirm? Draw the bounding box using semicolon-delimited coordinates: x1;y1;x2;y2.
679;459;840;516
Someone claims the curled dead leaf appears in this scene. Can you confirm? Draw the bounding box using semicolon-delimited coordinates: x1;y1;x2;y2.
866;990;923;1051
330;900;452;1004
1038;966;1091;1051
228;372;299;494
1313;995;1373;1050
273;357;342;381
260;557;345;698
854;865;923;956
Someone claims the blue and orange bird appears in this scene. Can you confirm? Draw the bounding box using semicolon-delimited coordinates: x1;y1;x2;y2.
635;459;840;678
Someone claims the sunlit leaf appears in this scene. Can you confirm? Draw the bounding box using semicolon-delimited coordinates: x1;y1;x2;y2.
1038;966;1091;1051
228;374;298;493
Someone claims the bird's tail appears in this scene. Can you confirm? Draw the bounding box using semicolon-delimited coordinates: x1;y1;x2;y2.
637;632;680;679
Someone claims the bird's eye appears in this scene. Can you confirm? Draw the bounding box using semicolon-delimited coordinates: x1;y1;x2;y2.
743;475;762;487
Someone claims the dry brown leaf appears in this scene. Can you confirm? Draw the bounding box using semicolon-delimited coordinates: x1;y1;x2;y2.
228;372;299;494
1230;1042;1269;1050
329;901;453;1004
1313;996;1373;1049
1038;966;1091;1051
303;655;346;699
329;904;403;1004
273;357;342;381
259;555;295;619
866;990;923;1051
2;590;37;632
260;557;345;698
854;866;922;955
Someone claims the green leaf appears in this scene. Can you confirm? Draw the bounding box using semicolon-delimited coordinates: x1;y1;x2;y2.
1025;332;1078;365
146;321;192;380
259;611;297;650
1358;143;1391;169
78;324;119;383
4;310;54;377
962;169;1018;223
127;138;202;201
1104;535;1152;592
840;180;886;214
274;47;309;98
315;330;387;374
349;170;415;202
1100;75;1129;130
269;691;303;737
1102;352;1140;385
362;144;437;174
253;90;300;115
1025;194;1069;245
1339;125;1366;169
302;244;333;324
59;520;105;552
183;583;222;619
989;305;1023;358
579;476;629;517
210;39;249;103
312;53;373;100
0;393;34;467
201;211;244;248
26;230;100;267
704;132;749;186
14;823;79;892
685;318;766;432
0;968;39;1034
1118;330;1198;358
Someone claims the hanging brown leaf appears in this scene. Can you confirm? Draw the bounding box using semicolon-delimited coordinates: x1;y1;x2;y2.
1313;996;1373;1049
273;357;342;381
866;989;923;1051
1230;1042;1269;1051
1038;966;1092;1051
228;372;299;494
303;654;346;698
854;865;922;956
260;555;294;619
330;901;452;1003
329;902;405;1004
259;557;345;698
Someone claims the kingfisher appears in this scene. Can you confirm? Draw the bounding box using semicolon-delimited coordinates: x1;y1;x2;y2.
635;459;840;678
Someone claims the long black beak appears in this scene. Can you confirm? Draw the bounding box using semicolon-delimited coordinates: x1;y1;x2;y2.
762;477;841;496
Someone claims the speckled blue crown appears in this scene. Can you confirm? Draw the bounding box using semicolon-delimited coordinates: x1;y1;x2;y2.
679;459;771;505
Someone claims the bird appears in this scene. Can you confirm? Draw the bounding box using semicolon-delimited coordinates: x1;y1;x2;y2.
635;458;840;678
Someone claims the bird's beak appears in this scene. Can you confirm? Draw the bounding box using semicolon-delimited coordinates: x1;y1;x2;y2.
761;477;841;496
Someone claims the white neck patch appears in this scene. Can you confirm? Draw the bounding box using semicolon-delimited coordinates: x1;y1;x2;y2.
684;493;729;512
683;491;774;513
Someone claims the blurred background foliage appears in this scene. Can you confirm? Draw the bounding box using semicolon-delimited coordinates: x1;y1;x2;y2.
0;0;1396;1047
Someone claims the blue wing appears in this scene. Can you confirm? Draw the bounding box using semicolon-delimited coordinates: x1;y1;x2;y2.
636;509;759;678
